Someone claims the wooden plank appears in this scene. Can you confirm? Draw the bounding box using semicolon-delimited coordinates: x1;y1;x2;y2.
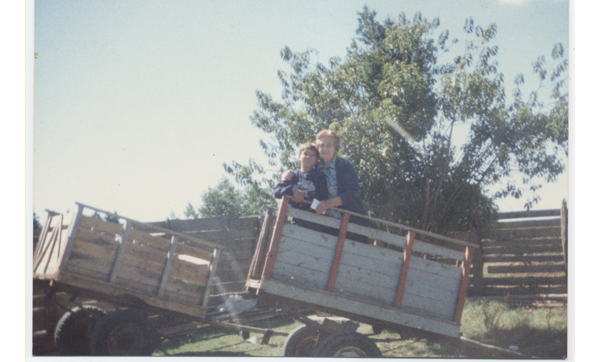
73;227;119;253
394;231;413;307
493;218;561;229
262;198;289;279
327;212;351;293
495;209;560;219
129;228;171;250
120;251;166;275
345;223;407;248
69;234;118;264
482;245;563;255
403;275;460;302
476;285;567;297
286;207;344;229
62;252;113;281
79;215;124;235
176;243;214;262
203;249;220;308
259;279;461;338
169;258;211;285
412;239;465;261
280;223;340;248
56;272;208;318
338;242;404;277
183;229;259;242
480;276;567;286
334;262;401;290
487;227;561;240
481;237;561;248
204;238;256;250
271;261;330;290
158;236;179;297
274;244;335;274
333;274;397;305
483;254;564;263
487;264;566;274
454;246;473;323
408;256;463;280
108;223;133;284
148;216;258;233
400;294;455;321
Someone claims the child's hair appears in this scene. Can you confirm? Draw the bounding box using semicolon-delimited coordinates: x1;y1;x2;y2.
315;129;341;152
298;142;319;158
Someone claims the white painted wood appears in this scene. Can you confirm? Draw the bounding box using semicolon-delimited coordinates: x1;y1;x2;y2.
274;245;334;274
401;292;456;321
271;261;329;290
405;270;461;294
412;240;466;261
408;256;463;279
339;239;404;275
286;207;343;229
259;279;461;338
333;273;397;305
346;223;407;248
280;223;339;248
403;276;460;303
335;261;401;290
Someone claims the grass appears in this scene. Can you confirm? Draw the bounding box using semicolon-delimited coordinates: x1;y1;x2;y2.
154;299;567;358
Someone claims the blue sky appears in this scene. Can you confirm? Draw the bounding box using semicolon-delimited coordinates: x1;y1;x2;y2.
30;0;569;222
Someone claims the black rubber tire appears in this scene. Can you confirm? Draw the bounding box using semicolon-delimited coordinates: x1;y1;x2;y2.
54;306;107;355
282;324;320;357
90;309;157;356
314;331;382;357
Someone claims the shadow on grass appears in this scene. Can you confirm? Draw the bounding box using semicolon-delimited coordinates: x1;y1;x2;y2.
155;314;296;356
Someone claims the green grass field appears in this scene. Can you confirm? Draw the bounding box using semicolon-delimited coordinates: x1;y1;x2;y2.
154;299;567;358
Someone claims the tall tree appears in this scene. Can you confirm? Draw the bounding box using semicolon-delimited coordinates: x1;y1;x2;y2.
221;8;567;233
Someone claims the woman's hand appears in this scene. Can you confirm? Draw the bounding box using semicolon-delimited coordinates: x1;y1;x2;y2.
315;197;343;214
281;170;293;181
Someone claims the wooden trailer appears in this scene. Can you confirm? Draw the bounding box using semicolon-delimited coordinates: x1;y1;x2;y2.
32;203;281;356
246;197;479;357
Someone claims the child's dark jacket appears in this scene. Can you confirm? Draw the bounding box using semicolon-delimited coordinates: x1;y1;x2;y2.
273;169;328;210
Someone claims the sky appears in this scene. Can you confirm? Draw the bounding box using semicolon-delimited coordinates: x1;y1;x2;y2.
29;0;570;223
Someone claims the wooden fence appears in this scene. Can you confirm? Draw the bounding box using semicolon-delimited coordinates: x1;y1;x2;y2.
147;215;261;306
464;201;568;304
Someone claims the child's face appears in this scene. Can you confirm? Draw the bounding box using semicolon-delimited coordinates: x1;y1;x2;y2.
299;148;318;170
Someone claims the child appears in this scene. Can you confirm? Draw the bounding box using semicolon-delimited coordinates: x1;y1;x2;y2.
274;142;328;230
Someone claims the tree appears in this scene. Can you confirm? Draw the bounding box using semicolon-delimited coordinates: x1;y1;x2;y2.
223;8;567;233
184;178;275;218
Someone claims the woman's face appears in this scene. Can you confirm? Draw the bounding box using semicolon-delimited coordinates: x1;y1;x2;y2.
317;136;337;163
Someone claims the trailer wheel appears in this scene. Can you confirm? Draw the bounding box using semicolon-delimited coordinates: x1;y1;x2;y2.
90;309;157;356
283;325;320;357
54;306;107;355
314;331;382;357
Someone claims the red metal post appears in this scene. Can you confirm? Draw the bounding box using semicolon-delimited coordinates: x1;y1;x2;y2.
393;230;415;308
261;197;289;279
326;213;350;292
454;245;474;323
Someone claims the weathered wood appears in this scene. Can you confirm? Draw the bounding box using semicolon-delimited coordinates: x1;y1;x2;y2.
147;216;259;233
169;258;210;285
482;244;563;255
261;198;289;279
493;218;561;229
394;231;414;307
108;222;133;284
476;285;567;296
259;278;461;338
561;199;568;273
175;242;214;262
487;264;566;274
181;229;259;242
203;249;221;307
487;227;561;240
480;276;567;286
482;254;564;263
327;213;350;292
56;271;207;318
158;236;179;297
454;246;473;323
79;215;124;235
495;209;561;219
248;209;275;279
128;228;171;250
413;239;465;261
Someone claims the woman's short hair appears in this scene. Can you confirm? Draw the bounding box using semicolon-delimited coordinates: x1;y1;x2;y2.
315;129;340;152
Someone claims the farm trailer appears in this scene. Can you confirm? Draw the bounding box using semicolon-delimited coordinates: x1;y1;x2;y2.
32;203;287;356
247;196;487;357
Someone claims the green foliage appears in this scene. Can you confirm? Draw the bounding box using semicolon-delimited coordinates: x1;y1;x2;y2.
184;178;276;218
223;7;567;233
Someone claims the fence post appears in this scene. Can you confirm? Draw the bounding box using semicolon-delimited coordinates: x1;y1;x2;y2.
561;199;568;276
